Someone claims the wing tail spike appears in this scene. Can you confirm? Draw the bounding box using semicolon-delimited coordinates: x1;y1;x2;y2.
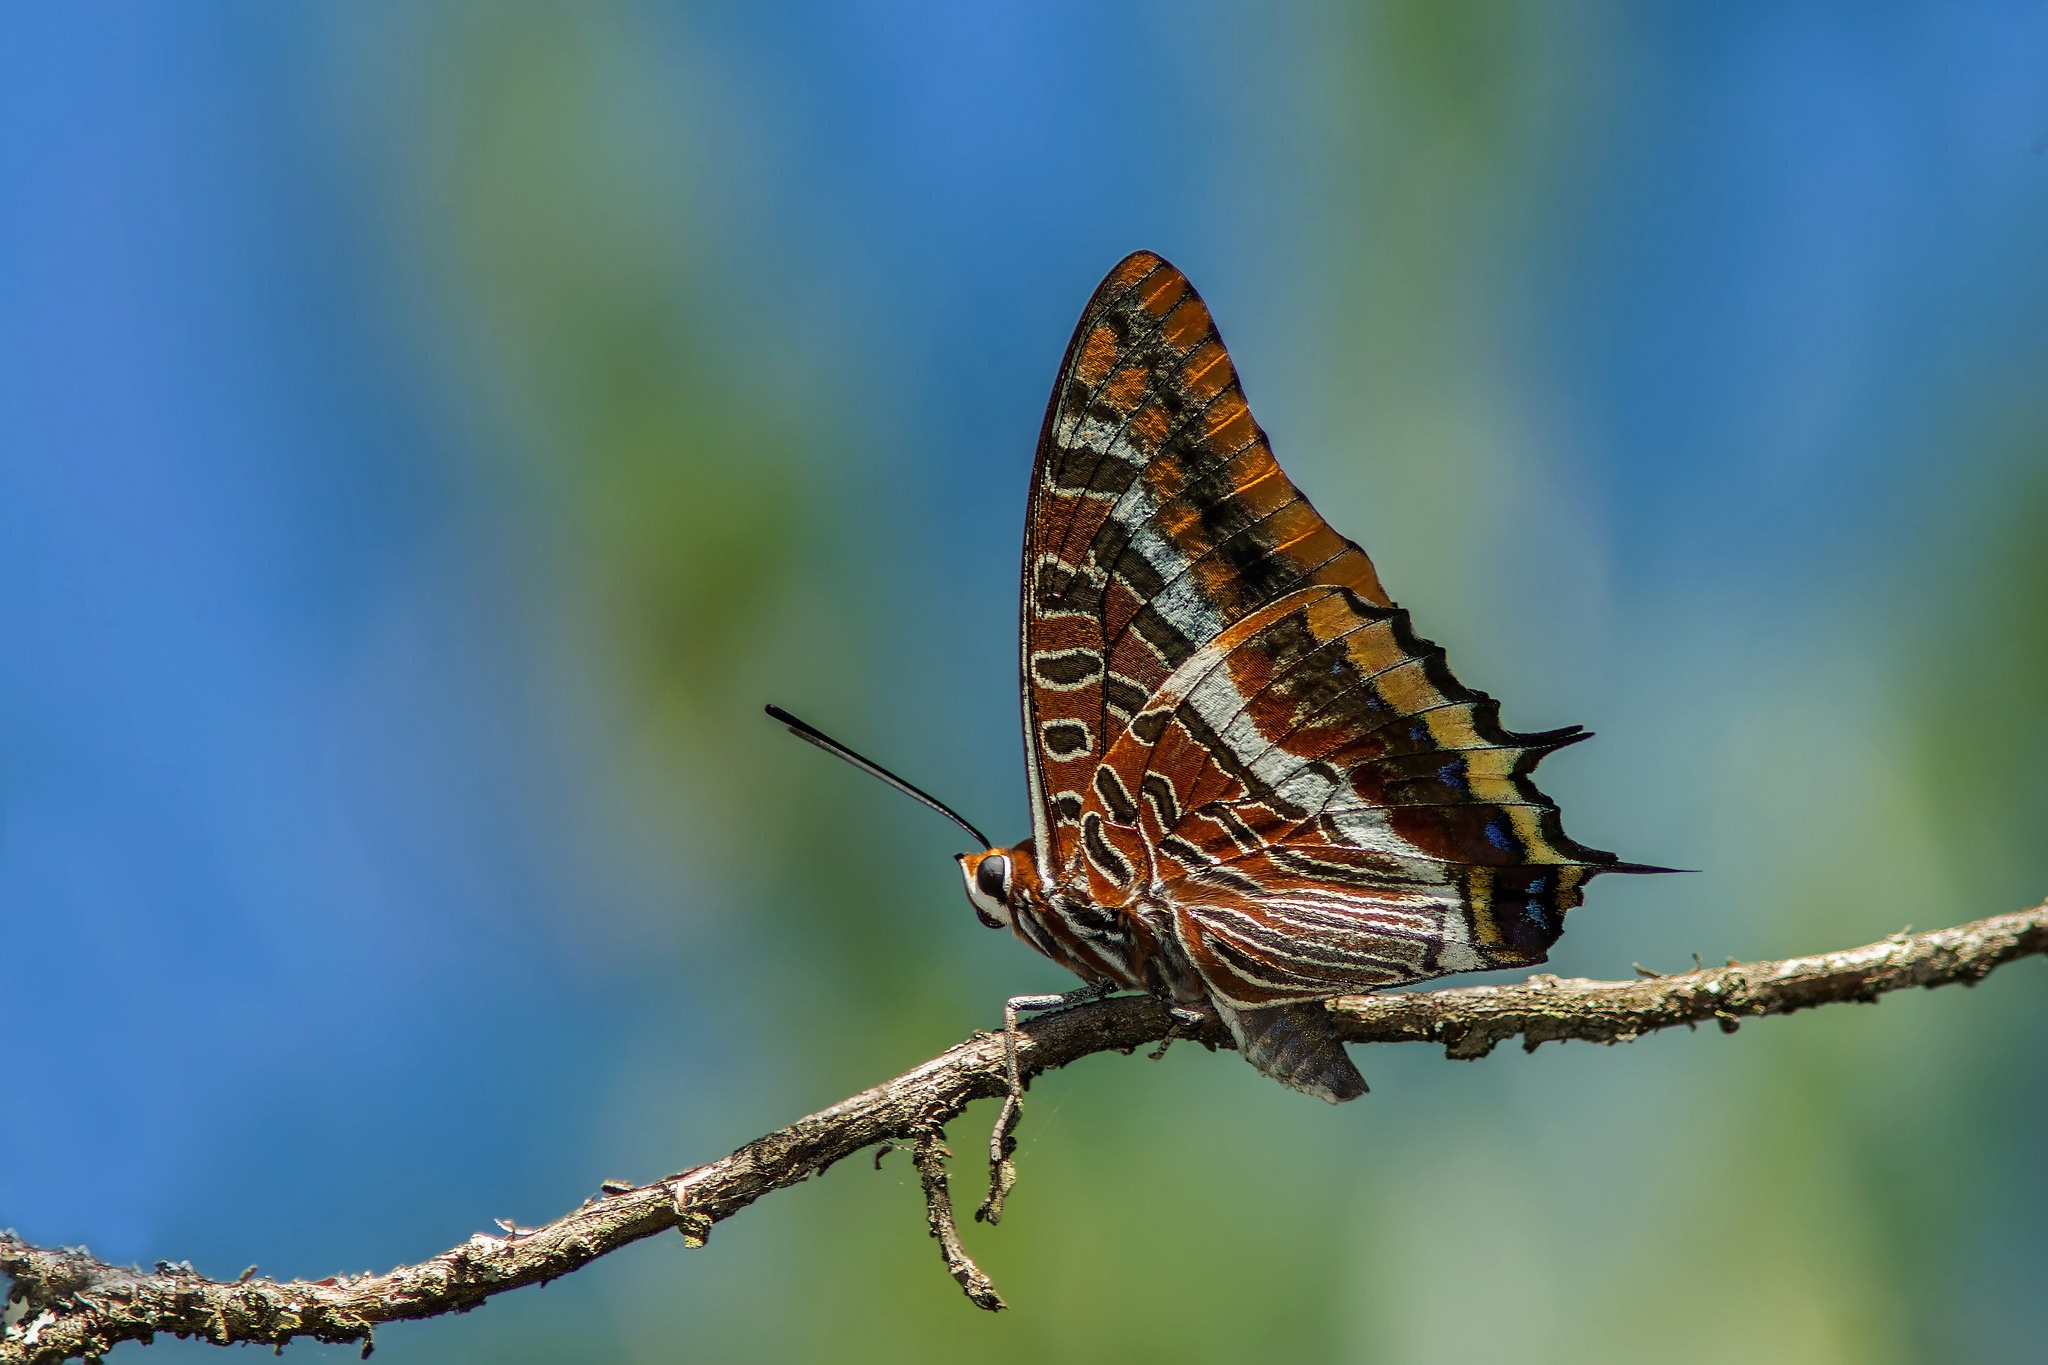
1518;724;1593;754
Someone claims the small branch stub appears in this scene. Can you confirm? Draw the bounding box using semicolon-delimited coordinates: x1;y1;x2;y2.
909;1130;1005;1311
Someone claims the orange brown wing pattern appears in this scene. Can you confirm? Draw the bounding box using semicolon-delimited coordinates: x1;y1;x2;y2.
1018;252;1652;1013
1082;583;1632;1008
996;249;1665;1100
1021;252;1392;882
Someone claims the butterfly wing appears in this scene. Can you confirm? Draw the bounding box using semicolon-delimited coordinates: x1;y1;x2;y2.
1021;252;1391;886
1091;582;1632;1009
1026;254;1643;1013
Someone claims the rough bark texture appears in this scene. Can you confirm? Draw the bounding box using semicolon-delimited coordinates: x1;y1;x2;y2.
5;904;2043;1363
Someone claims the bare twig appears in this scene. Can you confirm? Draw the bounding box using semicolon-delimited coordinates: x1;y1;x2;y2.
1323;904;2045;1058
909;1130;1004;1311
5;903;2043;1362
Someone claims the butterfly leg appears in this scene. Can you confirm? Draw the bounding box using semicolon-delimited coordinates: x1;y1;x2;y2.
1148;1003;1212;1060
977;979;1116;1225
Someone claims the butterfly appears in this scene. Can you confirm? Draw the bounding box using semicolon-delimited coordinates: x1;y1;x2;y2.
774;250;1661;1108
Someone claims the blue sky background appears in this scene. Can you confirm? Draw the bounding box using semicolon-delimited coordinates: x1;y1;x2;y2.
5;5;2047;1362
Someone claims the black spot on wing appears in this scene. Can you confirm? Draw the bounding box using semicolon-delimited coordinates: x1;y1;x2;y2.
1031;649;1102;688
1101;671;1149;719
1140;772;1184;828
1041;720;1093;759
1082;811;1133;884
1093;765;1140;825
1128;708;1171;746
1128;606;1196;669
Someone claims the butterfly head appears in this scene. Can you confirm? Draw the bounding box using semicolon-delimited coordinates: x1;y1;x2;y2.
957;845;1042;931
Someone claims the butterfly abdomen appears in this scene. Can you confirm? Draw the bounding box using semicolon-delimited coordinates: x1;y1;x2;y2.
1222;1001;1368;1103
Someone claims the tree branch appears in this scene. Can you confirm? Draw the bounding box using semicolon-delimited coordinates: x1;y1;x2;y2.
6;903;2043;1363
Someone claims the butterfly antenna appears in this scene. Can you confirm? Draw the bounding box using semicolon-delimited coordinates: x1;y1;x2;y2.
764;704;993;850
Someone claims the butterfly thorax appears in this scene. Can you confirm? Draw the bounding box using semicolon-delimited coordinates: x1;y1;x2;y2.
961;842;1163;999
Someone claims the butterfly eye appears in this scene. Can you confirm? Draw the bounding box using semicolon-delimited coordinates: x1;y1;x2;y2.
976;854;1010;901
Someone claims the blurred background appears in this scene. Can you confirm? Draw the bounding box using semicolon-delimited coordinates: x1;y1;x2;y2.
5;4;2047;1362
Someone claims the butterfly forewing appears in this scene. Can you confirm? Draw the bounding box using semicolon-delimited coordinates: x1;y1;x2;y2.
1022;252;1391;884
1023;253;1628;1014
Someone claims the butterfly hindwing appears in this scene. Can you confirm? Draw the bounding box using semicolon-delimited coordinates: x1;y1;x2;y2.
1083;579;1621;1006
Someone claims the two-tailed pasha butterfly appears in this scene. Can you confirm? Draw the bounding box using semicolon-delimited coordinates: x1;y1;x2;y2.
772;250;1664;1108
